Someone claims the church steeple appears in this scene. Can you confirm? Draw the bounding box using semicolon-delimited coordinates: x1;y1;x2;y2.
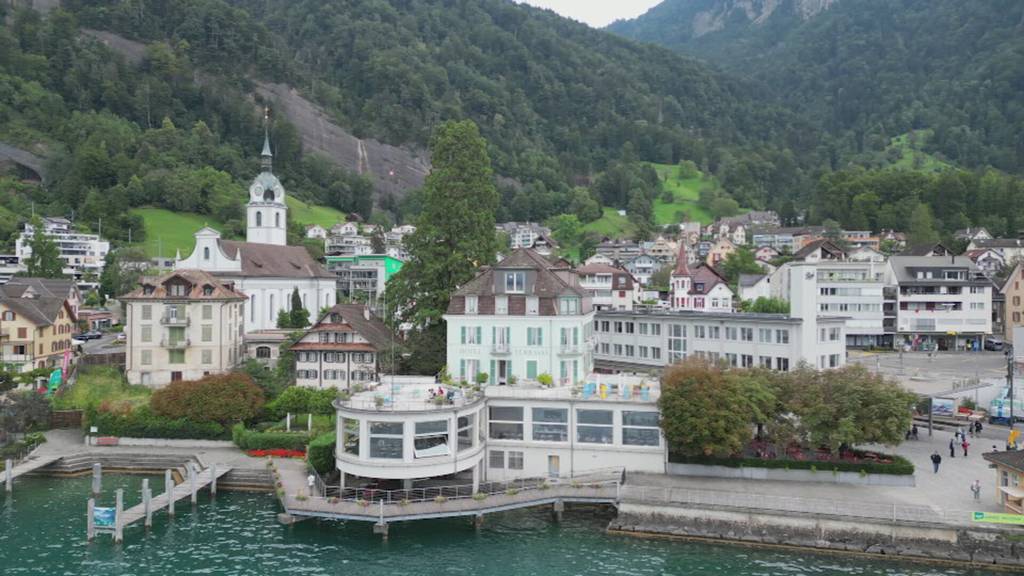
260;108;273;172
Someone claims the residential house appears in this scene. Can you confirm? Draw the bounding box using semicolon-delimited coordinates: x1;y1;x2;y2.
0;279;77;373
623;254;658;286
841;230;880;251
902;243;953;257
968;238;1024;267
888;255;992;351
244;329;292;368
791;239;845;264
982;450;1024;513
644;236;678;263
955;227;993;243
325;234;372;257
292;304;392;390
331;222;360;237
719;211;781;230
583;253;614;267
443;249;594;386
754;246;779;263
122;270;246;387
965;248;1005;279
671;245;734;313
738;274;771;302
595;240;642;262
576;263;639;311
1002;261;1024;345
305;224;328;240
848;246;887;263
3;277;81;319
497;222;552;251
705;237;736;268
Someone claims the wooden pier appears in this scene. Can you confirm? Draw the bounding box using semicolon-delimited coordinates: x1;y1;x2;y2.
119;466;232;527
4;455;63;490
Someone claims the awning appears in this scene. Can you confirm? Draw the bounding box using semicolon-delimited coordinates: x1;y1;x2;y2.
999;486;1024;499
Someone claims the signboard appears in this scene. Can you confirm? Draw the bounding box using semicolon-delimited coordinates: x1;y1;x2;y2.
93;507;116;528
972;511;1024;525
931;397;955;417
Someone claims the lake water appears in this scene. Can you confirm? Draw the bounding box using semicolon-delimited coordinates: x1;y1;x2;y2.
0;475;1002;575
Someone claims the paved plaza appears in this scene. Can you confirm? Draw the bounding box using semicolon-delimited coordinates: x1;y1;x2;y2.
849;350;1006;396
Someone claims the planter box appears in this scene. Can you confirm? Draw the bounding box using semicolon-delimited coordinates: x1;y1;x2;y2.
667;462;916;487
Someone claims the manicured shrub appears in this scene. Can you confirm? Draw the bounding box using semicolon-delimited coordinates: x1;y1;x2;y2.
151;372;264;424
231;423;309;451
265;386;337;418
668;452;914;476
86;405;227;439
307;432;336;474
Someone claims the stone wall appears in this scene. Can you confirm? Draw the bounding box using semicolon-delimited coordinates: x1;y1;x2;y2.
609;502;1024;567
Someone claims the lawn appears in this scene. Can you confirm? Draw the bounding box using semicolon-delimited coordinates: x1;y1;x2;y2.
885;131;952;173
51;366;151;411
583;163;721;239
286;197;346;228
128;207;224;259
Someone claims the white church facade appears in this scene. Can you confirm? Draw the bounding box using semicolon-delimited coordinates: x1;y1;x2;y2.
176;133;336;333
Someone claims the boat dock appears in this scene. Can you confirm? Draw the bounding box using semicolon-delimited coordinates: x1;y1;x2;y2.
4;454;63;490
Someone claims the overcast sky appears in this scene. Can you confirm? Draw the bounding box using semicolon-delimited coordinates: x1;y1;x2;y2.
517;1;663;28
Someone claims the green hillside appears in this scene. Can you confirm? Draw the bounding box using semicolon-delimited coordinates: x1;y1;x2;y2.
883;132;952;173
129;208;224;259
286;197;345;229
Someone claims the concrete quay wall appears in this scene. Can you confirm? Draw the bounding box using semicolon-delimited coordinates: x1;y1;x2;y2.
609;502;1024;568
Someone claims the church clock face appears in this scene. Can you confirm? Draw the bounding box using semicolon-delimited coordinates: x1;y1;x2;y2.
251;183;265;201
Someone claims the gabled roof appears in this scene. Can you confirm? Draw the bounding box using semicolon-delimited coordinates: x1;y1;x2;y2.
0;295;73;326
2;277;76;299
218;240;334;278
121;269;247;300
306;303;393;351
900;242;951;256
576;263;636;289
451;249;587;310
738;273;767;288
983;450;1024;473
689;265;729;295
793;239;846;261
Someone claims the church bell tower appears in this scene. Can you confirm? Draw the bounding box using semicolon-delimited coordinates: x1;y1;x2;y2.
246;114;288;246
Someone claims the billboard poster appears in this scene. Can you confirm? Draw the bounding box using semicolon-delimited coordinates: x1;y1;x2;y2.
93;507;115;528
972;511;1024;525
931;397;955;417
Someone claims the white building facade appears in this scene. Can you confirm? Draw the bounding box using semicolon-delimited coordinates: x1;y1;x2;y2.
16;217;109;278
444;249;594;387
293;304;391;390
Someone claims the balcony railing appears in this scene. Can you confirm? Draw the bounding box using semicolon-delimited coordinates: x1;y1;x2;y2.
492;342;511;354
558;344;583;355
160;338;191;349
160;315;190;326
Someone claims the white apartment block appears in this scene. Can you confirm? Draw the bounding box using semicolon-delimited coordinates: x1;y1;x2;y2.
889;255;993;351
16;217;109;278
444;249;594;386
595;263;847;371
122;270;246;387
576;263;639;311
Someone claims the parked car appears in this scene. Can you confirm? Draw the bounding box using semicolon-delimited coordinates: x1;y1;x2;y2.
115;332;126;342
75;331;103;341
984;337;1004;351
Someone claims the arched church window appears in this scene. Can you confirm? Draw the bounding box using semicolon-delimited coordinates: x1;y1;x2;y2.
275;212;280;228
256;211;262;227
263;189;274;202
203;247;210;260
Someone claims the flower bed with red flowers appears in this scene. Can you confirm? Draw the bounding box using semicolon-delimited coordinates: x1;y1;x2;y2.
247;449;306;458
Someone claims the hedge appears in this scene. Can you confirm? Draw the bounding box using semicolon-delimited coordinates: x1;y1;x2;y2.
86;406;227;440
232;423;310;451
307;432;336;474
669;452;915;476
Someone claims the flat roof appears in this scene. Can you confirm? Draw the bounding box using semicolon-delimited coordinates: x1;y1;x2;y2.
596;309;848;324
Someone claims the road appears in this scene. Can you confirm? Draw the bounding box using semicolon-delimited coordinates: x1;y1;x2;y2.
79;333;121;355
849;350;1006;395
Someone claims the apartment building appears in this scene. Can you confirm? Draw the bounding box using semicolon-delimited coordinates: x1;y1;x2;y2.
595;263;847;372
444;249;594;386
122;270;246;387
16;217;109;278
576;263;639;311
326;254;404;305
888;255;992;351
292;304;392;390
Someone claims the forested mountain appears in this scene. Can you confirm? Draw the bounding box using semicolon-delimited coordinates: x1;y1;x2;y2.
63;0;826;223
610;0;1024;174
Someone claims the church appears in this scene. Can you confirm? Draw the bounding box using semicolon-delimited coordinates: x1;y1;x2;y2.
176;134;336;333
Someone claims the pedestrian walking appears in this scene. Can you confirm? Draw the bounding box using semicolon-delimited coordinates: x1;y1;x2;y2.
962;439;970;457
976;421;984;435
307;474;315;497
911;424;919;440
949;437;956;458
957;426;965;441
931;451;942;473
971;480;981;501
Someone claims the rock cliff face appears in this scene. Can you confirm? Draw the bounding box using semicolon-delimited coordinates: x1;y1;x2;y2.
689;0;839;38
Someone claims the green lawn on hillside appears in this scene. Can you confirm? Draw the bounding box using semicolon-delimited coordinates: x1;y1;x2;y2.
129;208;223;258
583;163;721;238
885;131;952;173
286;197;346;228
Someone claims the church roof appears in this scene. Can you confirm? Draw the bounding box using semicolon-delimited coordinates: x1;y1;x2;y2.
218;240;334;278
673;243;691;276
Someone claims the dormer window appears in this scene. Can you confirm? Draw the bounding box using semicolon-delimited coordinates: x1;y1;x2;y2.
505;272;525;293
465;295;478;315
203;247;210;260
559;297;580;315
202;285;214;296
142;285;155;296
167;283;189;297
695;283;705;292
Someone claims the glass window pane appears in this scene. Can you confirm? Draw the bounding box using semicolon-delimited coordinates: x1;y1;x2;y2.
489;450;504;469
577;425;613;444
489;422;523;440
623;428;660;446
532;423;568;442
622;411;659;427
577;409;613;425
342;418;360;455
370;421;403;435
415;420;448;435
532;408;567;423
490;406;523;421
369;437;402;459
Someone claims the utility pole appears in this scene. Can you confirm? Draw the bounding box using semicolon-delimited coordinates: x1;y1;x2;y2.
1008;345;1015;431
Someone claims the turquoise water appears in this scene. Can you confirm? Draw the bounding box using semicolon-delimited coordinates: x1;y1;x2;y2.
0;475;1001;575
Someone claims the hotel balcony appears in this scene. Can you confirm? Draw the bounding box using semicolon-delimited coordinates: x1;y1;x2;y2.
160;338;191;349
491;342;511;354
160;315;190;326
558;344;583;356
